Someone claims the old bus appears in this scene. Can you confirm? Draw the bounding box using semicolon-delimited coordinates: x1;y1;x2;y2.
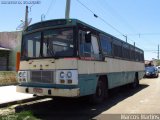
16;19;144;103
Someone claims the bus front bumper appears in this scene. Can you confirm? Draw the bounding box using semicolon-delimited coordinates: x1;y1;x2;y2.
16;86;80;97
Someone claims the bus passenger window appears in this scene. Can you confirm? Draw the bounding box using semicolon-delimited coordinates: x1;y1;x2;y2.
100;35;112;56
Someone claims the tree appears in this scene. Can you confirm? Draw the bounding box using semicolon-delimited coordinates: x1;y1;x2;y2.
156;60;160;66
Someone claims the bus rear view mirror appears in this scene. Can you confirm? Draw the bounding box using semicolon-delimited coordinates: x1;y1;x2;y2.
85;32;91;43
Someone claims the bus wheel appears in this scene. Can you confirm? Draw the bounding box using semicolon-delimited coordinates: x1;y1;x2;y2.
90;80;106;104
131;75;139;89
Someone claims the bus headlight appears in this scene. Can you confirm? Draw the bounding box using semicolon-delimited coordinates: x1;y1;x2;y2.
56;70;78;85
18;71;28;83
18;71;27;77
67;71;72;78
60;71;65;78
18;72;22;77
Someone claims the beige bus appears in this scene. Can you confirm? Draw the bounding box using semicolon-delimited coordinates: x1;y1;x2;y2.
17;19;145;103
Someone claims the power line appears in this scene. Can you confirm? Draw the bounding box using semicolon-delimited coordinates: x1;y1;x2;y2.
30;4;35;9
45;0;56;17
76;0;124;36
98;16;124;36
101;0;138;34
126;33;160;37
99;0;140;44
126;37;135;44
144;50;158;52
76;0;137;44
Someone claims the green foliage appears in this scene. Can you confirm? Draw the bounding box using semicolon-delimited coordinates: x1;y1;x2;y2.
156;60;160;66
0;111;40;120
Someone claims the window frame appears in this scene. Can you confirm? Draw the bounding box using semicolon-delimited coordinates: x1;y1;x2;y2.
113;39;122;58
77;24;102;61
21;26;77;60
99;34;112;56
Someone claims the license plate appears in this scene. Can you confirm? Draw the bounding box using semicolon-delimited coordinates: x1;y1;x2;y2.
33;88;43;94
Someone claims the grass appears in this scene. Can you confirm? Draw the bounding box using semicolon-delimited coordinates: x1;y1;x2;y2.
0;111;40;120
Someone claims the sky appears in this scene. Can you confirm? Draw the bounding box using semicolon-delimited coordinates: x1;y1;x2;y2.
0;0;160;60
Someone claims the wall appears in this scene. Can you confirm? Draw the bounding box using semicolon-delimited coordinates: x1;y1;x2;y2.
0;71;17;86
0;31;22;70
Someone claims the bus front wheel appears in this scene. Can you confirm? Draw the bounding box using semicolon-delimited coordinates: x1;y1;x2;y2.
90;79;107;104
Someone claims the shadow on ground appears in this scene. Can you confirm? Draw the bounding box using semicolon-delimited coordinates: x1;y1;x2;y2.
15;84;149;120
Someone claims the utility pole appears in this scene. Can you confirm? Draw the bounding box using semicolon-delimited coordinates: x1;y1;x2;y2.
158;44;159;60
24;5;29;30
123;35;127;43
41;14;45;21
65;0;71;19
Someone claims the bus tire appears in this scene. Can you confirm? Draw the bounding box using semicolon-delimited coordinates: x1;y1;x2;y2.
90;79;106;104
131;73;139;89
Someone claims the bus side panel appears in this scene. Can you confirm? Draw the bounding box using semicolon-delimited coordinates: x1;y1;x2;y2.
107;72;135;89
78;74;98;96
77;59;144;95
77;71;143;97
107;71;144;89
77;59;144;75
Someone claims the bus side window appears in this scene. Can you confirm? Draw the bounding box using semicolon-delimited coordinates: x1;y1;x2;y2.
79;30;92;57
91;35;101;59
100;35;112;56
79;30;101;60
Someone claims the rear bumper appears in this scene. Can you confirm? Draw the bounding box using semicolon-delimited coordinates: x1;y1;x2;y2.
16;86;80;97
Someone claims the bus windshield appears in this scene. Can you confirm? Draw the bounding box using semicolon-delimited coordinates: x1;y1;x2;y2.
21;28;74;59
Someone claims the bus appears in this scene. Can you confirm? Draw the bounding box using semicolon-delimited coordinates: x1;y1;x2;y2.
16;19;145;103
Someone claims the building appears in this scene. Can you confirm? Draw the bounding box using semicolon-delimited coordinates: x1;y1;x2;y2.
0;31;22;70
0;47;10;70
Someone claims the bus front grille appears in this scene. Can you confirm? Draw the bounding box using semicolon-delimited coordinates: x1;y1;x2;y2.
30;71;54;84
